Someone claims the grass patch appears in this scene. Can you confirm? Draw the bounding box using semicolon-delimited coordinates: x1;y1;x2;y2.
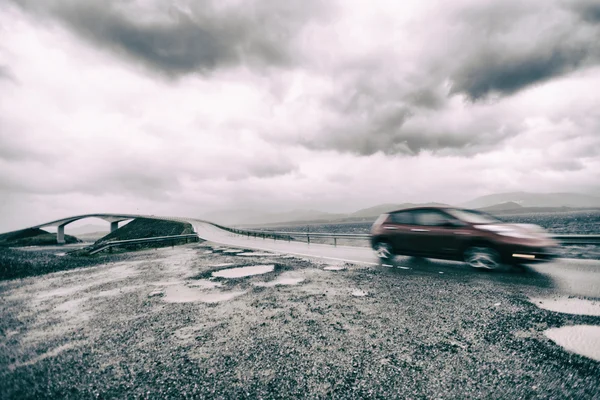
95;218;193;244
0;248;131;281
0;228;80;247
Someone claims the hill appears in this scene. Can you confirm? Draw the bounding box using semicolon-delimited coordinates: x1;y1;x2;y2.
349;202;450;218
232;202;450;227
95;218;193;244
462;192;600;209
0;228;80;247
477;202;523;212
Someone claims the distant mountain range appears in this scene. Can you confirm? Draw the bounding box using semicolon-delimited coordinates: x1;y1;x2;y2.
461;192;600;209
200;192;600;227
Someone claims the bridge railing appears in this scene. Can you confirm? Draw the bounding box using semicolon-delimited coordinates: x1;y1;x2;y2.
85;234;201;255
214;225;600;247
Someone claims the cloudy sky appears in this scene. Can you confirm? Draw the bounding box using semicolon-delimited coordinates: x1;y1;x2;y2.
1;0;600;231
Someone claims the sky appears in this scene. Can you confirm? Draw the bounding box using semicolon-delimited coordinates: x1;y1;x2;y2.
1;0;600;231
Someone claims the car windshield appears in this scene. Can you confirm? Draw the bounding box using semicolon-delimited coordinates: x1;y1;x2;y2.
446;209;502;224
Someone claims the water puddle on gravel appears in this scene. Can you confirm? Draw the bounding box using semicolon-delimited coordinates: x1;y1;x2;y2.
212;264;275;278
544;325;600;362
324;266;347;271
529;296;600;316
163;285;246;303
237;252;275;257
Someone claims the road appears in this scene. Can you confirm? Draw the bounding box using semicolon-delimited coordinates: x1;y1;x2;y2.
192;220;600;298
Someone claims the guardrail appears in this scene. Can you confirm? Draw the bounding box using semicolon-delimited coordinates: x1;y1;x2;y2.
86;234;201;255
552;235;600;245
217;225;600;247
216;225;371;246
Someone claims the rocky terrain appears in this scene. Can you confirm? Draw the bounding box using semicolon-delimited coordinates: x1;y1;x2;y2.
1;243;599;399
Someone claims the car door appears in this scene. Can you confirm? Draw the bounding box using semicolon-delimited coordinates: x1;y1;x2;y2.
409;210;464;257
384;211;414;254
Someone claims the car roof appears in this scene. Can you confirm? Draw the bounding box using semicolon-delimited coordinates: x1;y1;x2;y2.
387;206;455;214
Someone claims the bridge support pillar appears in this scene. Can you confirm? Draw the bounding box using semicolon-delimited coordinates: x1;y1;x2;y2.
110;221;119;233
57;225;65;244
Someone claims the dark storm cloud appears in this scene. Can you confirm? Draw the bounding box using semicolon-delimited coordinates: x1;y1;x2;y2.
451;41;598;101
299;60;517;156
305;113;518;157
12;0;329;75
570;0;600;23
450;1;600;100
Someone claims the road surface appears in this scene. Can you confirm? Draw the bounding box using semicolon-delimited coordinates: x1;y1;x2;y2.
192;220;600;298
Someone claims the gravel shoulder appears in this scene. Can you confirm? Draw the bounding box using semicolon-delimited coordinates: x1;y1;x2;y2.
1;243;599;399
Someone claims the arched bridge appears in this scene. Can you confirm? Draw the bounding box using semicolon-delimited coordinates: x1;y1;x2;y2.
29;213;194;243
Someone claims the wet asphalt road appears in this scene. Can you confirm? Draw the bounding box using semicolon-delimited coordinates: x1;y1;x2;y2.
1;229;599;398
192;221;600;298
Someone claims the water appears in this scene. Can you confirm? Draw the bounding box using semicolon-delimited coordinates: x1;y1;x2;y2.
212;264;275;278
530;296;600;316
237;252;276;257
163;285;246;303
544;325;600;362
324;266;346;271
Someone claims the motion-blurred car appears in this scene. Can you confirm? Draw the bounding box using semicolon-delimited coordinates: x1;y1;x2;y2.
370;206;559;269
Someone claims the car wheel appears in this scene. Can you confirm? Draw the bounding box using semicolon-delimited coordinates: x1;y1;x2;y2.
464;246;501;270
374;241;393;261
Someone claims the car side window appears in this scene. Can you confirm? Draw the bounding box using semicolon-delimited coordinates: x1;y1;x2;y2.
413;210;451;226
389;212;412;224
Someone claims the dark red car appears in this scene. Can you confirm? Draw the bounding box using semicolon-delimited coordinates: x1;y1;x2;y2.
370;206;559;269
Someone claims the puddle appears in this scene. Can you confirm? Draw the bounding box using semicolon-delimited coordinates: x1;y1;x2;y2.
163;285;246;303
398;267;410;270
55;253;67;257
187;279;223;289
254;276;304;287
324;266;346;271
544;325;600;361
212;264;275;278
529;296;600;316
352;289;368;297
203;250;213;254
210;263;235;268
223;249;244;253
237;253;275;257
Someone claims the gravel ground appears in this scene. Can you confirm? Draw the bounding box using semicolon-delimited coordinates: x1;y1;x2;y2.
1;243;599;399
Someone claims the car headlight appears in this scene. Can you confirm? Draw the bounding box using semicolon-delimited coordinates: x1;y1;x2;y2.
496;231;538;239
